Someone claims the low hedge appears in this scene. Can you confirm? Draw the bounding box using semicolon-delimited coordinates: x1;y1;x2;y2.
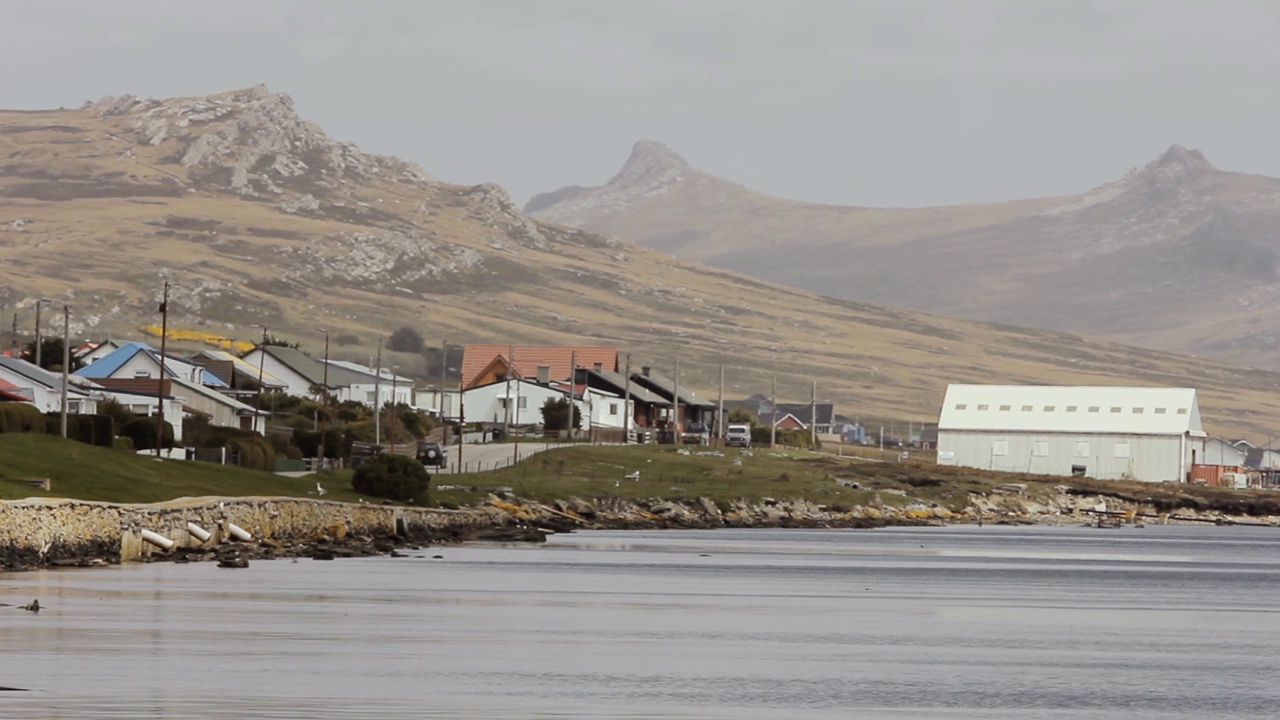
0;403;48;434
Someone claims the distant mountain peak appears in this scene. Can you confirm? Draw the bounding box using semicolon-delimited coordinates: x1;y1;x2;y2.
1152;144;1213;171
606;139;690;190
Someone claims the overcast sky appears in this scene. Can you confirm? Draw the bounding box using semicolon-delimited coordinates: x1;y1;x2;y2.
7;0;1280;207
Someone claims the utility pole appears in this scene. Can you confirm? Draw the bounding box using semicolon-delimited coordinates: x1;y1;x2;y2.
60;303;70;438
511;345;521;467
717;364;725;444
373;337;383;447
439;338;448;428
623;352;632;443
252;325;268;434
34;299;43;367
154;281;170;457
456;361;465;472
673;358;681;442
810;380;817;448
317;328;330;469
390;366;399;453
10;308;17;355
770;375;777;449
504;344;513;440
568;351;577;440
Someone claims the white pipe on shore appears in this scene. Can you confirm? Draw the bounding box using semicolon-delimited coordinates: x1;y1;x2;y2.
140;529;175;551
186;522;212;543
226;523;253;542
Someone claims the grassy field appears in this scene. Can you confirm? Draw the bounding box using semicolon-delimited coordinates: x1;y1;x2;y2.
6;435;1279;520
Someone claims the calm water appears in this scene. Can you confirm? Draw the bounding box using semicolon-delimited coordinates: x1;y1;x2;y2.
3;525;1280;719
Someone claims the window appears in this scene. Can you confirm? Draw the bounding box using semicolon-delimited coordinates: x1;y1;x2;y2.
518;397;527;409
1043;405;1056;412
1021;405;1033;412
1088;406;1100;413
366;391;376;403
1066;406;1078;413
1110;407;1122;413
1132;407;1144;414
955;403;967;410
1115;441;1131;458
1154;407;1167;414
609;403;618;416
976;404;989;411
999;404;1011;411
1032;439;1049;457
991;438;1009;456
1073;440;1090;458
1177;408;1188;415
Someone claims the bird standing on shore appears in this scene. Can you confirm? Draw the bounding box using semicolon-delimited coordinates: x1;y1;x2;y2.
316;482;328;496
21;600;39;612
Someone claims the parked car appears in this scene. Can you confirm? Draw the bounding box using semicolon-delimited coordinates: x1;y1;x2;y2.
725;423;752;448
416;441;448;468
681;421;710;445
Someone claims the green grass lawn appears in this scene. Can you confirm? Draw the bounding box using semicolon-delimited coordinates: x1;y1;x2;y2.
0;434;364;504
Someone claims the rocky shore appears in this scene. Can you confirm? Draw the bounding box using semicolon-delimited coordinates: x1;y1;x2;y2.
4;486;1278;572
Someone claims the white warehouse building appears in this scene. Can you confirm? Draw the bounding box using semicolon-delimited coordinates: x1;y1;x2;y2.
936;385;1206;483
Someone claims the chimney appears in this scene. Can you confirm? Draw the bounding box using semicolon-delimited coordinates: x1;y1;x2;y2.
537;365;550;384
593;362;603;371
641;365;651;377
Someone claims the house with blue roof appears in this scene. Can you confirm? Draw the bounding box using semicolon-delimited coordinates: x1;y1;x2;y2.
77;342;228;388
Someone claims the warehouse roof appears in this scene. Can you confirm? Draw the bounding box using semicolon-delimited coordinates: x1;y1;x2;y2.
938;385;1202;435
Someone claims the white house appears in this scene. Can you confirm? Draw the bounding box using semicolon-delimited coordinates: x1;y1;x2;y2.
321;359;413;407
936;385;1206;483
0;356;98;415
92;386;186;442
462;378;580;426
240;346;332;400
1203;437;1248;467
76;342;228;388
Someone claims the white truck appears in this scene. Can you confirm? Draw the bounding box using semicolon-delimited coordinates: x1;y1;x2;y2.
725;424;752;448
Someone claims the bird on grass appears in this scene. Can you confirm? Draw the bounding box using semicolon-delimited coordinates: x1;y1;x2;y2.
316;482;328;496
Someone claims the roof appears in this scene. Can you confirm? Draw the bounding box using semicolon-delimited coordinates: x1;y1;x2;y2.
579;368;670;406
323;359;413;384
0;356;94;396
461;345;618;389
774;403;835;426
937;385;1202;435
0;376;30;402
76;342;227;387
190;350;289;389
255;346;330;387
630;370;717;409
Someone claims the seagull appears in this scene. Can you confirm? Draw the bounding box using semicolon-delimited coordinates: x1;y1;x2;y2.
316;482;328;496
21;600;39;613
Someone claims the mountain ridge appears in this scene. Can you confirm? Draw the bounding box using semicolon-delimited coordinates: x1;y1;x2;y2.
526;139;1280;369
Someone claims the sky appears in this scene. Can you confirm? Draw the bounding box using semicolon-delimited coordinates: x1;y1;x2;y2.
6;0;1280;207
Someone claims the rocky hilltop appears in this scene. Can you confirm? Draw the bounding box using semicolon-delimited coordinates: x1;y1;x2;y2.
528;141;1280;369
5;86;1280;433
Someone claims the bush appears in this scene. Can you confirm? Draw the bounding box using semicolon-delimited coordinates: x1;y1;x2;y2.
44;413;115;447
227;436;276;471
0;403;49;434
351;453;430;503
750;426;821;449
119;416;175;451
388;326;424;353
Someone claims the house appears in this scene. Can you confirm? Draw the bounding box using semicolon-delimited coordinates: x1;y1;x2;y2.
320;359;413;407
936;384;1206;482
630;365;717;431
576;367;671;429
0;356;98;415
917;427;939;450
462;377;582;426
91;377;264;433
75;339;124;366
1204;437;1248;467
240;346;340;400
188;350;289;394
75;342;227;389
90;385;187;442
0;377;32;403
1245;446;1280;471
460;344;618;389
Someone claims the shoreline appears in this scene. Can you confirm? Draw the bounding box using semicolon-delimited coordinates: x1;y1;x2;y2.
3;488;1278;572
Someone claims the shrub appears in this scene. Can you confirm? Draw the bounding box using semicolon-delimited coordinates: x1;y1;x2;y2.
0;403;48;434
351;453;430;503
43;413;115;447
388;326;424;353
119;416;175;451
227;436;276;471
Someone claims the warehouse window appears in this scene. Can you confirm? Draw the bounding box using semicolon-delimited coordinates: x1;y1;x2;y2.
1154;408;1167;414
1088;406;1100;413
1066;406;1078;413
1132;407;1144;414
991;438;1009;456
954;403;967;410
1115;441;1131;458
1074;440;1090;458
977;404;989;411
1021;405;1033;412
1177;408;1188;415
999;404;1011;411
1032;439;1049;457
1043;405;1055;412
1110;407;1122;413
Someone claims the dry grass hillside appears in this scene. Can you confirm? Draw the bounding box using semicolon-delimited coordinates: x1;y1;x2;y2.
528;142;1280;370
4;87;1280;438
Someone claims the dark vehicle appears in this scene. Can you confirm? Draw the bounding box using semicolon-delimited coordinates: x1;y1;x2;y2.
681;421;710;445
416;441;447;467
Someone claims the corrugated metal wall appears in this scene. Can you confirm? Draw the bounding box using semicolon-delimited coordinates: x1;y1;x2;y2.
937;431;1202;482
